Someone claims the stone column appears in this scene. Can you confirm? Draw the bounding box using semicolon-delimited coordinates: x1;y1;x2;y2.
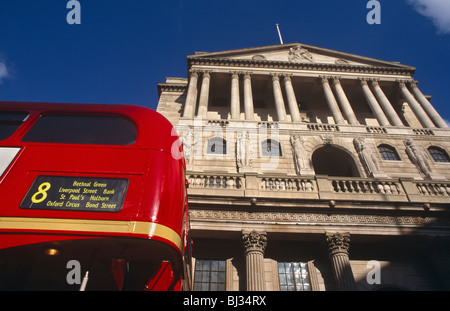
398;80;435;128
283;74;301;122
324;232;357;291
230;72;241;120
320;76;345;125
426;236;450;290
331;77;358;125
359;78;390;126
409;81;448;128
182;70;199;118
243;72;255;121
370;80;404;127
242;230;267;291
197;71;211;118
271;73;287;122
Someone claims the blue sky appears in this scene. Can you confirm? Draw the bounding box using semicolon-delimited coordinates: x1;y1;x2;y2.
0;0;449;123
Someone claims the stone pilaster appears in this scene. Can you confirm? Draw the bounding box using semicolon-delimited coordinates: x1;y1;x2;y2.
370;79;404;127
271;73;287;122
320;76;345;125
324;232;357;291
230;72;241;120
243;72;255;121
409;81;448;128
283;74;301;122
242;230;267;291
398;80;435;128
182;70;199;118
331;76;358;125
197;71;211;118
359;78;390;126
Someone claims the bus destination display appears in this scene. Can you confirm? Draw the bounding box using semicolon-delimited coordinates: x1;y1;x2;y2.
20;176;129;212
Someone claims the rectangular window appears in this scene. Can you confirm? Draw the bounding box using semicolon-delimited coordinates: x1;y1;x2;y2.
278;262;311;291
22;115;137;145
193;259;226;291
0;111;29;141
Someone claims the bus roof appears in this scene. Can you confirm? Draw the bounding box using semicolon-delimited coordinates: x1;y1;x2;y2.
0;101;180;154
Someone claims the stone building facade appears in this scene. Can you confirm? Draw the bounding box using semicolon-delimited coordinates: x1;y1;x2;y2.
156;43;450;291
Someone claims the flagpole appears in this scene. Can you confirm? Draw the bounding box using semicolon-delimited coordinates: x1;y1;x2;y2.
276;24;284;45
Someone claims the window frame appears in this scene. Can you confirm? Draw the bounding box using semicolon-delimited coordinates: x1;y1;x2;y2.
261;139;283;157
278;261;311;291
193;259;226;291
21;113;138;146
0;111;30;141
378;144;401;161
428;146;450;163
206;137;227;156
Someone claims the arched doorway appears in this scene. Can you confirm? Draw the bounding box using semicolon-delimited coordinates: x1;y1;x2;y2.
312;145;360;177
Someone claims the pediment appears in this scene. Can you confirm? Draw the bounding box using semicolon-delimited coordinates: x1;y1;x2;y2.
189;43;414;70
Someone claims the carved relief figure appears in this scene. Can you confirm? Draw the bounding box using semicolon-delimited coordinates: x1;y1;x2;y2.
290;135;313;175
404;139;432;179
288;44;314;63
237;132;252;168
353;137;381;177
180;131;192;164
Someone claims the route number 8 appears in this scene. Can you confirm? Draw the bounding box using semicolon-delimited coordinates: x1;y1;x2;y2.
31;182;51;204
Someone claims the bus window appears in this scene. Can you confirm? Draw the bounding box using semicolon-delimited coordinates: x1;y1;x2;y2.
22;115;137;145
0;112;29;141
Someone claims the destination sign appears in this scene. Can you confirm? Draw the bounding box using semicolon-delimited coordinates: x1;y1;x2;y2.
20;176;129;212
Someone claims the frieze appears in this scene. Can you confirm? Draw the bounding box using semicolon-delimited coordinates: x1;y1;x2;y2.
188;57;416;76
189;209;445;227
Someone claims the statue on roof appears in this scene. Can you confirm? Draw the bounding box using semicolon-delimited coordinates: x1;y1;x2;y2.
288;44;314;63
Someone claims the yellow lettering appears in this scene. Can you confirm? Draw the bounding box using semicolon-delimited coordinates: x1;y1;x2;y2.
46;201;64;207
83;188;97;194
103;189;115;195
101;203;117;209
65;201;80;208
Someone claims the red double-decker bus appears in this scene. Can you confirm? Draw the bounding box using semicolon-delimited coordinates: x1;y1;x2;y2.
0;101;191;291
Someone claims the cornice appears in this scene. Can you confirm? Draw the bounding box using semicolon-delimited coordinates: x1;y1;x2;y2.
187;57;416;76
157;82;187;96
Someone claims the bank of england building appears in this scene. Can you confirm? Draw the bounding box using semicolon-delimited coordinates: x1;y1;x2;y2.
156;43;450;291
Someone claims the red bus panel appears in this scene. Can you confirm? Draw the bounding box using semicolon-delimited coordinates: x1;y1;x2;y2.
0;102;191;291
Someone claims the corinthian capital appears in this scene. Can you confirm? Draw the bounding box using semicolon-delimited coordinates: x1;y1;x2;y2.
319;75;330;84
188;69;200;78
358;77;369;86
325;232;351;255
242;230;267;254
270;73;281;81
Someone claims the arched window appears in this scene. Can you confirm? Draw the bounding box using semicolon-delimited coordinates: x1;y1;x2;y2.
378;145;401;161
428;147;450;163
207;137;227;155
312;145;360;177
261;139;282;157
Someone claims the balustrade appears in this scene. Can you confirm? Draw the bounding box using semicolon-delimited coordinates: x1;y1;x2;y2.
187;173;449;204
260;177;315;192
415;182;450;197
330;179;403;195
307;123;340;132
187;174;243;190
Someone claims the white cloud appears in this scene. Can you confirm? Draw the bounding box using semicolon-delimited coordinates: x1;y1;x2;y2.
0;62;8;84
406;0;450;34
